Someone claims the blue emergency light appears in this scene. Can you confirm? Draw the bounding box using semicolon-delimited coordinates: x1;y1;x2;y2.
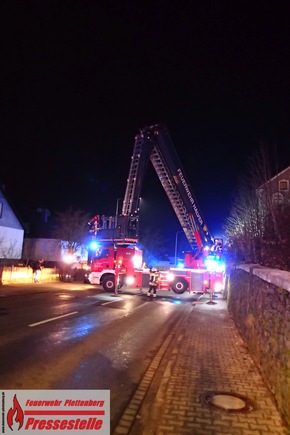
89;241;100;250
204;257;225;272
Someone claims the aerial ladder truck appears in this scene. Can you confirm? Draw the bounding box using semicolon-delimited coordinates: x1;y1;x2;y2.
87;124;224;294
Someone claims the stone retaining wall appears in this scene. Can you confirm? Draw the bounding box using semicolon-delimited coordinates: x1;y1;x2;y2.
226;264;290;427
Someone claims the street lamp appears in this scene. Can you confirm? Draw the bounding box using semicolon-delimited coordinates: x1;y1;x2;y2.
115;198;124;228
174;231;183;266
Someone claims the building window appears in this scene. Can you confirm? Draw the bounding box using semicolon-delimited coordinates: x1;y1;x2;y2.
272;192;284;205
279;180;289;191
0;202;2;218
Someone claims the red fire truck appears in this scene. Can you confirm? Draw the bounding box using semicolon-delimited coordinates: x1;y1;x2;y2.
87;236;149;291
87;124;224;294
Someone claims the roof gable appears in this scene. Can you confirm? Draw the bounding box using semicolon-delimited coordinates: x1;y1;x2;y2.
0;187;24;230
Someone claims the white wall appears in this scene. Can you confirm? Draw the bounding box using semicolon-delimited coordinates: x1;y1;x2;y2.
0;227;24;259
22;238;88;263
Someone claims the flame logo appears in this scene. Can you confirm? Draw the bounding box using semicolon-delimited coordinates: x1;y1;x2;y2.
7;394;24;431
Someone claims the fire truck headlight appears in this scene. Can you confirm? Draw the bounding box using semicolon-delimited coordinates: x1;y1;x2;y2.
214;282;223;292
167;272;175;281
126;276;135;285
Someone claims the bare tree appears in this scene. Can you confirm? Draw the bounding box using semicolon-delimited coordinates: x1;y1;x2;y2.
224;175;262;264
0;235;22;260
0;236;22;284
224;143;290;270
251;143;282;245
139;226;168;266
53;207;91;257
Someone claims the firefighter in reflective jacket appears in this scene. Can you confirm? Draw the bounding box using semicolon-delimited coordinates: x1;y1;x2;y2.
147;267;159;298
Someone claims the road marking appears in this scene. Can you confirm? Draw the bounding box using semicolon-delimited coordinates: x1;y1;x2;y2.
101;299;122;305
29;311;78;327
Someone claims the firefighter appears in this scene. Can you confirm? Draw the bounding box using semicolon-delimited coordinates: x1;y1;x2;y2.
147;267;159;298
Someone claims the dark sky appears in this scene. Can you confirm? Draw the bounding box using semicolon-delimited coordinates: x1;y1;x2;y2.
1;1;290;245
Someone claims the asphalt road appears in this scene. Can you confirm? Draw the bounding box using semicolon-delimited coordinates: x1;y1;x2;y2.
0;282;195;429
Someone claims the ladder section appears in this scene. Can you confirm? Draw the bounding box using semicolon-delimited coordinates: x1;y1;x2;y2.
122;132;152;219
150;146;198;250
122;134;143;217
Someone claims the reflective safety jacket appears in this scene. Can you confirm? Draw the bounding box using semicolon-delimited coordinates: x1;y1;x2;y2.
149;271;159;287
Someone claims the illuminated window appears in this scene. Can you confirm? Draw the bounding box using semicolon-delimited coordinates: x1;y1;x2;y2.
279;180;289;191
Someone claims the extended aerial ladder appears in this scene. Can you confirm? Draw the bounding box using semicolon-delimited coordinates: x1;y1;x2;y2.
87;124;224;293
122;124;215;256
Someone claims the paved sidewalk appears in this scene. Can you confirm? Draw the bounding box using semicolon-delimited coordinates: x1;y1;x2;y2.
114;296;289;435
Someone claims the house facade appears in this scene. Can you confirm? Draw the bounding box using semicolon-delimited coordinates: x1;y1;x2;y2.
0;186;24;260
258;165;290;207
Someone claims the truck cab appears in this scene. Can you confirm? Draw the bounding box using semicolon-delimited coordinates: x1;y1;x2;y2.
88;242;146;291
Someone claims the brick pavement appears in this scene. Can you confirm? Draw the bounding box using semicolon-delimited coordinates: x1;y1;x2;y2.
114;296;289;435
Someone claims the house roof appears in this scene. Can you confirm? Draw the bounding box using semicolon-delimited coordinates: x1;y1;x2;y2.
0;184;25;230
258;165;290;189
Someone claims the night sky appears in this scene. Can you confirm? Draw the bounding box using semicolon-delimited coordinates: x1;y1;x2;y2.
1;1;290;249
